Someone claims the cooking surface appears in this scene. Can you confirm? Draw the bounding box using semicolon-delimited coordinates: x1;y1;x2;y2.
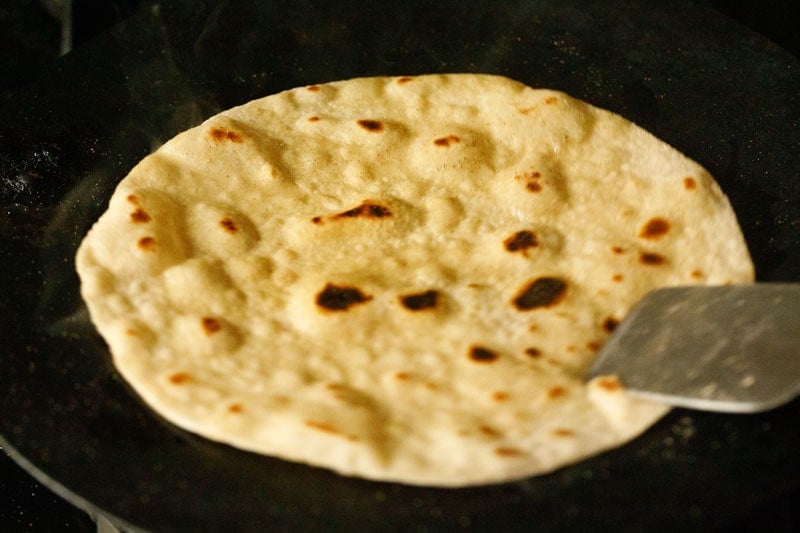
2;1;799;530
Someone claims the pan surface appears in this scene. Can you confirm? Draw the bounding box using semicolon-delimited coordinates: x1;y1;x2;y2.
1;0;798;530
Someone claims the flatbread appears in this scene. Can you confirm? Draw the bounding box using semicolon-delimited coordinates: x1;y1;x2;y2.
75;74;753;486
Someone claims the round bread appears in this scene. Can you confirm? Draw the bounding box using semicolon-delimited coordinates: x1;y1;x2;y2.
76;74;753;486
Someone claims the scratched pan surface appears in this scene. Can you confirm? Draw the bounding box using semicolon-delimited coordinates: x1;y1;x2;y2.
1;0;798;530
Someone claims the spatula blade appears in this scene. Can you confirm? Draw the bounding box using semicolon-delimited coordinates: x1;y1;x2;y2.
587;284;800;413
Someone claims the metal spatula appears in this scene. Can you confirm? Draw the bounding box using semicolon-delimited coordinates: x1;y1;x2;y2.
586;284;800;413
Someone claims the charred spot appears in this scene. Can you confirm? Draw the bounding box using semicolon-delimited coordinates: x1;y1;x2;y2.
168;372;192;385
611;246;625;254
357;119;384;132
469;345;499;363
526;181;543;193
691;269;704;279
552;428;575;437
597;376;623;392
512;277;567;311
137;236;156;251
525;347;542;358
209;127;244;143
433;135;460;147
495;447;524;457
126;194;139;204
311;216;323;224
504;230;538;255
316;283;373;311
399;289;439;311
332;200;392;220
306;85;321;92
219;218;237;233
228;403;244;413
639;217;670;239
308;115;321;122
683;176;697;190
547;386;566;399
587;341;601;352
612;274;624;283
130;208;151;223
602;317;620;333
397;76;415;84
639;252;667;266
544;96;558;104
201;317;222;335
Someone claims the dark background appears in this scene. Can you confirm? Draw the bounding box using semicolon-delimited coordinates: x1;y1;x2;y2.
1;1;798;531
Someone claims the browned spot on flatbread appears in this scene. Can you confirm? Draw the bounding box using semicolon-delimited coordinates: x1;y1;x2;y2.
137;236;156;251
597;376;623;392
639;252;667;266
469;345;499;363
126;194;139;204
479;425;502;438
639;217;671;239
201;317;222;335
525;347;542;358
208;127;244;143
395;372;410;381
495;447;524;457
526;181;543;193
305;420;340;434
683;176;697;190
547;386;566;399
397;76;414;84
318;200;391;222
544;96;558;104
433;135;460;147
691;269;704;279
399;290;439;311
305;420;359;441
326;384;352;401
492;391;509;402
306;85;321;92
611;246;625;254
357;119;383;132
503;230;538;255
602;317;620;333
130;208;151;223
552;428;575;438
308;115;321;122
516;171;543;193
219;218;237;233
228;403;244;413
168;372;192;385
512;277;568;311
587;341;601;352
612;274;624;283
316;283;373;311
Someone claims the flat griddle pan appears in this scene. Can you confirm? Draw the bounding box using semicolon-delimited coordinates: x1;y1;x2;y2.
1;0;798;530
